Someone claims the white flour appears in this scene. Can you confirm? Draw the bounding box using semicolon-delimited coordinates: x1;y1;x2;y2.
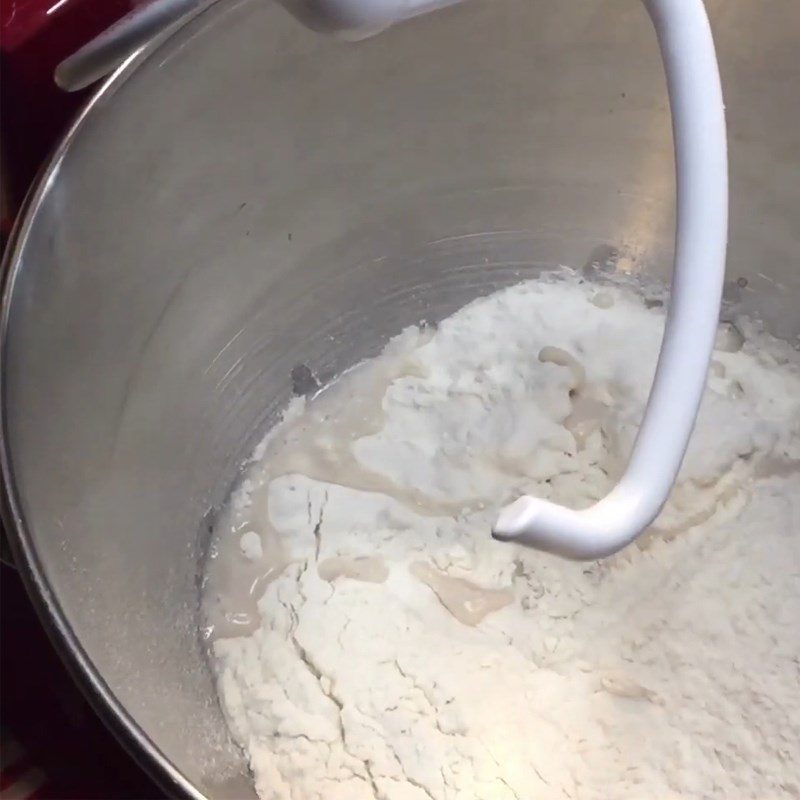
205;276;800;800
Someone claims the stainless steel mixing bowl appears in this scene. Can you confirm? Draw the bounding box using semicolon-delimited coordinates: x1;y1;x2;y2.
1;0;798;796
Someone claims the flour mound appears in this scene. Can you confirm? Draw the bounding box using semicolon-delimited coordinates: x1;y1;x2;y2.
208;277;800;800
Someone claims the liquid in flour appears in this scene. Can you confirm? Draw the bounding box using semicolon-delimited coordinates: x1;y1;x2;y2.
203;324;464;640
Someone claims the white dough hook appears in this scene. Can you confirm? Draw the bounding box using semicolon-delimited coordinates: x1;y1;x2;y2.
493;0;728;558
56;0;728;561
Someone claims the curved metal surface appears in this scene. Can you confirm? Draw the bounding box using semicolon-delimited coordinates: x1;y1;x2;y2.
1;0;798;797
0;62;207;800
